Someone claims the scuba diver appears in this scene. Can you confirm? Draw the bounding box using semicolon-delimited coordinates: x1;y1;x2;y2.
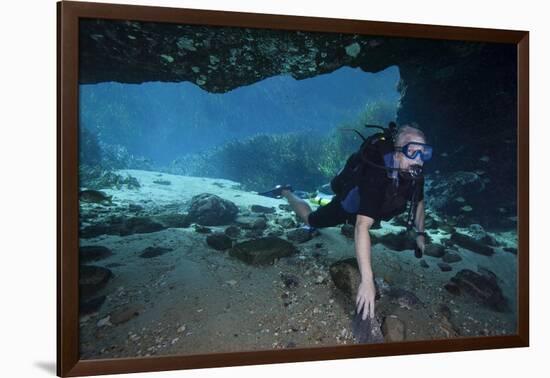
259;122;433;321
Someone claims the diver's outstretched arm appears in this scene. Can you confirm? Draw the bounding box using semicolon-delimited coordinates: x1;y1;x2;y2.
355;214;376;320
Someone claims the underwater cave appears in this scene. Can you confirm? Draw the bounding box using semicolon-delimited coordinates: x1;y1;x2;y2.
79;18;517;229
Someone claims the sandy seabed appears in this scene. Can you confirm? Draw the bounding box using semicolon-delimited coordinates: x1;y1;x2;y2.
78;169;518;359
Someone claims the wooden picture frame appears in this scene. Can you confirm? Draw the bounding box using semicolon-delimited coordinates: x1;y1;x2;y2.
57;1;529;376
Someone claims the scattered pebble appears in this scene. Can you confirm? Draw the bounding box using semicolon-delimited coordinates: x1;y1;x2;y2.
97;316;112;328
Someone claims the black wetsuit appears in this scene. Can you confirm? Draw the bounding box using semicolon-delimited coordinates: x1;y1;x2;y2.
307;156;424;227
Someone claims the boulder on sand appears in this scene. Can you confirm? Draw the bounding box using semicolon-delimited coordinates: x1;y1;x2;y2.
329;258;361;299
229;237;298;265
79;265;113;298
450;231;494;256
186;193;239;226
449;269;508;312
206;233;233;250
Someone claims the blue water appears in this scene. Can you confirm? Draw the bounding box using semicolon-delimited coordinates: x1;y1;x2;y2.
79;65;400;166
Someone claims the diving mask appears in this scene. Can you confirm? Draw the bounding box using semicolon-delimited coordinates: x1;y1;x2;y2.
396;142;433;162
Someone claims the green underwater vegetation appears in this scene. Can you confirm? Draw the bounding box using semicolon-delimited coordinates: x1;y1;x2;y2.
317;100;397;178
79;126;150;189
167;132;325;192
166;99;397;192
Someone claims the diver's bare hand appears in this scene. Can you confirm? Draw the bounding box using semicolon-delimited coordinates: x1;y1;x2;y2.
356;278;376;320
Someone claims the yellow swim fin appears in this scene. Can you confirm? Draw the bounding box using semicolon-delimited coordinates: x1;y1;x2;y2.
309;193;334;206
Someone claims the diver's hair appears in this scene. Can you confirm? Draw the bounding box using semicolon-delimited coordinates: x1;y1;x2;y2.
395;125;427;146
